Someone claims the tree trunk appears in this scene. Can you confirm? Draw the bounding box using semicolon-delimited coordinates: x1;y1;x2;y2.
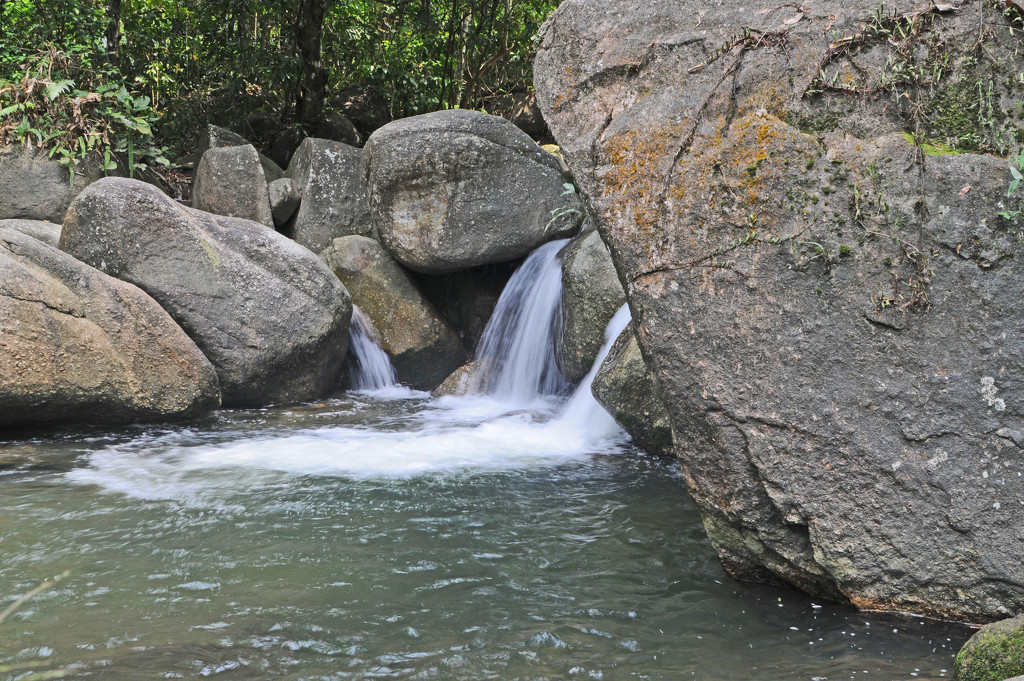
296;0;331;130
105;0;122;66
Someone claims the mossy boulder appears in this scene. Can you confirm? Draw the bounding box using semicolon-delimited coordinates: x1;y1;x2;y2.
954;614;1024;681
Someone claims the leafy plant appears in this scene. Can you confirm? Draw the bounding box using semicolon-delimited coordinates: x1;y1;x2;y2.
998;151;1024;224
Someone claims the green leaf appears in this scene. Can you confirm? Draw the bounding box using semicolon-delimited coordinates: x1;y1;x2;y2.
1010;178;1021;197
43;79;74;100
1012;166;1023;181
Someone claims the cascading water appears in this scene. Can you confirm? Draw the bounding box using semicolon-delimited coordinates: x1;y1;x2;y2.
557;302;631;438
473;238;570;403
346;305;398;391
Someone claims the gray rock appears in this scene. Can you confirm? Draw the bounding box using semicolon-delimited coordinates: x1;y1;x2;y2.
0;219;61;246
61;177;351;407
192;145;274;229
953;613;1024;681
321;235;467;390
194;124;283;182
536;0;1024;621
318;111;361;147
0;228;220;427
363;109;585;274
591;323;674;458
432;361;486;398
558;229;626;382
268;177;301;227
286;138;373;253
0;145;105;222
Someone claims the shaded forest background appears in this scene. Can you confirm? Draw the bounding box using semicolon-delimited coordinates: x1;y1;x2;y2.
0;0;559;179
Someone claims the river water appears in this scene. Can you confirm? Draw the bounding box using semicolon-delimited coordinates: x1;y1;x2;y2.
0;390;973;680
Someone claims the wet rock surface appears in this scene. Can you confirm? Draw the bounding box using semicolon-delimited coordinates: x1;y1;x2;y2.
558;229;626;382
536;0;1024;620
61;178;351;407
591;322;673;459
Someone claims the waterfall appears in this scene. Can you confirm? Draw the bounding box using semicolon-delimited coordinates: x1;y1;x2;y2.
347;306;398;391
474;239;570;403
556;303;631;438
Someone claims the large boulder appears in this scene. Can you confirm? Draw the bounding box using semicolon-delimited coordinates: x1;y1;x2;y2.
0;228;220;427
285;138;373;254
954;614;1024;681
194;124;284;182
0;145;105;222
61;178;351;407
591;323;674;458
558;229;626;382
321;235;467;390
363;109;585;274
536;0;1024;621
192;145;275;229
0;219;61;247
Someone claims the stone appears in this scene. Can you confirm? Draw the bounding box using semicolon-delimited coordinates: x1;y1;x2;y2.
557;229;626;382
363;108;585;274
268;177;301;227
0;228;220;427
432;361;486;398
535;0;1024;621
0;219;61;246
194;124;283;182
318;110;360;147
0;144;105;222
321;235;467;390
285;138;373;253
954;614;1024;681
192;145;274;229
591;323;674;458
61;177;351;407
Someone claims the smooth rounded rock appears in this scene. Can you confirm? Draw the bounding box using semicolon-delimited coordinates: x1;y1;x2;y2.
558;229;626;382
268;177;301;227
591;323;674;458
953;613;1024;681
363;109;584;274
61;177;351;407
0;219;62;246
192;144;275;228
0;228;220;427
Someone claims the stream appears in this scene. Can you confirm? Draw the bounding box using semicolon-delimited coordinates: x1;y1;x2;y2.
0;239;975;679
0;391;973;680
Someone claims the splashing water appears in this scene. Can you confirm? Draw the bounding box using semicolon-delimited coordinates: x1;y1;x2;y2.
558;303;631;438
473;239;570;404
346;306;399;392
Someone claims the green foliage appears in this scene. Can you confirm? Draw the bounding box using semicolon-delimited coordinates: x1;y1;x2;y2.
1;2;168;179
1;0;561;164
998;151;1024;225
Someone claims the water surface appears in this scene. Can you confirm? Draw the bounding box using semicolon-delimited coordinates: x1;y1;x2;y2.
0;392;972;680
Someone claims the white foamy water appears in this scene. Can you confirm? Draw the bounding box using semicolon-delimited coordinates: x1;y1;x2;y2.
558;303;632;438
65;393;630;501
347;305;398;391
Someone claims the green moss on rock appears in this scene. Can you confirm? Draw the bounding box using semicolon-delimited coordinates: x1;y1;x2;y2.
954;614;1024;681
